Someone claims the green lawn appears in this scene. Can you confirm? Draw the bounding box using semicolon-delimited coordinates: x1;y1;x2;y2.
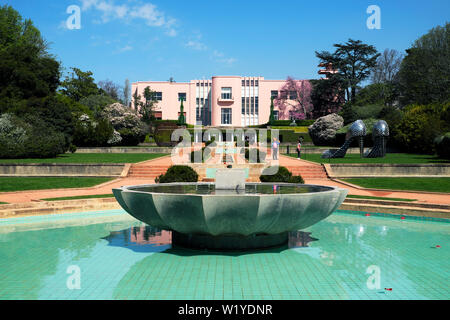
342;178;450;193
346;195;417;202
0;177;113;192
286;153;450;164
42;194;114;201
0;202;7;204
0;153;168;164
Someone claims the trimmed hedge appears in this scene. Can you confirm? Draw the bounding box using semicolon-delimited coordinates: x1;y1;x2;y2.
155;165;199;183
259;166;304;184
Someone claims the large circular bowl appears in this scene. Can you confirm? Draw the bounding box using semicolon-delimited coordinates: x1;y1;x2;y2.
113;183;348;249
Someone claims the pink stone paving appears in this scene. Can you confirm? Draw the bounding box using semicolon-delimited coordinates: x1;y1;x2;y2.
0;155;449;205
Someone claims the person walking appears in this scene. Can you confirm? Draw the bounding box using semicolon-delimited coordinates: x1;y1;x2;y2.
297;139;302;159
272;138;280;160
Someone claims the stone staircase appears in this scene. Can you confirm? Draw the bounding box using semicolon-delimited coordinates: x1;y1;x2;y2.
127;164;170;179
285;165;328;179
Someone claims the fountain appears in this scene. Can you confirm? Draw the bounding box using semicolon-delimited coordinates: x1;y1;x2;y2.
113;168;348;250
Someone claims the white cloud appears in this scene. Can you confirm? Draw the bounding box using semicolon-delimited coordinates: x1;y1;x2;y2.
117;45;133;53
186;40;207;51
212;50;236;65
80;0;177;35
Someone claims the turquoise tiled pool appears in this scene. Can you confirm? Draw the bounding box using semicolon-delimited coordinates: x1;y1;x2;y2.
0;210;448;300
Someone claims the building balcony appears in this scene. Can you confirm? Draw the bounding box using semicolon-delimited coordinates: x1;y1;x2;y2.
218;96;234;103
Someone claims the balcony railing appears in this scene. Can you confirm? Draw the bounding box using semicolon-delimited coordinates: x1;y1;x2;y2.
218;95;234;102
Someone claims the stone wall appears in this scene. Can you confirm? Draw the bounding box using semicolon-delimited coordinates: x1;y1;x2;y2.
325;163;450;178
75;147;173;154
0;163;126;177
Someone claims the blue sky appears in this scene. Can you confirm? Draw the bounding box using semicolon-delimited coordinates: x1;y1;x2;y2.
2;0;449;86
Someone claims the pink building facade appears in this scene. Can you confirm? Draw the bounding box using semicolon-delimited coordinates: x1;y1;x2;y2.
131;76;307;127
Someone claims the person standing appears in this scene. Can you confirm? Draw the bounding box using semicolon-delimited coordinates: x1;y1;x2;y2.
297;139;302;159
272;138;280;160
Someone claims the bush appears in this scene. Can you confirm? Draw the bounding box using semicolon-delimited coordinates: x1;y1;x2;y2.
72;114;114;147
394;104;449;154
101;103;148;146
0;113;66;159
259;166;304;184
435;133;450;159
155;166;199;183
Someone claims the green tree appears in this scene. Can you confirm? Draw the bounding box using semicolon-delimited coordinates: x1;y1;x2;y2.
268;97;275;125
60;67;99;102
178;99;186;125
140;86;158;124
398;22;450;105
0;5;60;109
316;39;380;103
310;77;346;118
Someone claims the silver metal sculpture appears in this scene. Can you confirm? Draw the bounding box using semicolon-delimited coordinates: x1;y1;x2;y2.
364;120;389;158
322;120;366;159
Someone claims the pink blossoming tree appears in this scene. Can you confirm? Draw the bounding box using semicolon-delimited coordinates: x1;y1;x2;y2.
274;77;313;120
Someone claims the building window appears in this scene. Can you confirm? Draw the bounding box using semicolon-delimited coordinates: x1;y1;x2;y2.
255;97;259;114
251;97;254;114
271;90;278;99
255;80;259;87
289;91;297;100
242;80;245;86
273;111;279;120
251;80;254;86
178;93;186;101
280;91;288;99
221;87;232;100
246;80;250;86
221;108;232;125
154;92;162;101
242;97;245;115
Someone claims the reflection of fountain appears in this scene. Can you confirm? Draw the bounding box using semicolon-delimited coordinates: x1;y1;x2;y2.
113;171;347;250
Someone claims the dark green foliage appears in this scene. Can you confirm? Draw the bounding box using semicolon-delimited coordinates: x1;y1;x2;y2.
79;94;117;117
269;97;275;125
69;144;77;153
117;128;146;146
0;5;61;110
398;23;450;105
260;166;304;184
154;129;178;147
315;39;380;103
278;130;311;143
434;133;450;159
155;165;199;183
355;82;400;107
269;120;315;127
310;77;345;118
72;117;114;147
0;113;66;159
340;103;359;125
394;104;450;154
60;68;100;102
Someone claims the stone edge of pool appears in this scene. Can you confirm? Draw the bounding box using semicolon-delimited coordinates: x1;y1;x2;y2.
0;197;449;221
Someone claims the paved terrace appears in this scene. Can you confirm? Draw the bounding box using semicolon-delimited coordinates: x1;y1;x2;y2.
0;155;449;206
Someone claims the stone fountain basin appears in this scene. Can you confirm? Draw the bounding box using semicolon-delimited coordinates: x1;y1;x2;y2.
113;183;348;237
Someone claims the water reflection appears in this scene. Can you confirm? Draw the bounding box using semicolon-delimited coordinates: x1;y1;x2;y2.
102;226;319;252
129;184;333;195
102;226;171;253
